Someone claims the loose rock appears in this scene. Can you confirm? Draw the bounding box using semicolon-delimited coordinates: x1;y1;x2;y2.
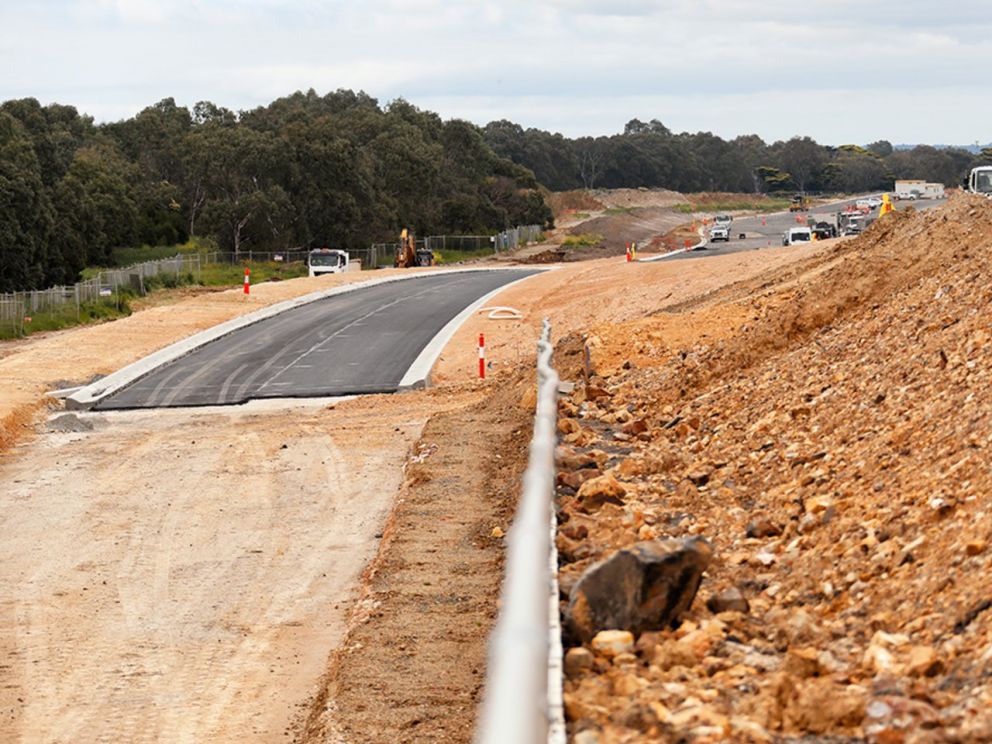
566;537;713;642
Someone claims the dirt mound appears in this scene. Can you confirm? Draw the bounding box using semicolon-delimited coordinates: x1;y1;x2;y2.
590;188;688;211
567;206;688;255
547;190;607;218
556;194;992;741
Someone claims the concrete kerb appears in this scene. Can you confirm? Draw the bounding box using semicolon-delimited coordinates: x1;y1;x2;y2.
66;266;553;410
396;271;548;391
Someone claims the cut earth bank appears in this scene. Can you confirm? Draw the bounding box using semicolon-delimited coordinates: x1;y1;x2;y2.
553;195;992;743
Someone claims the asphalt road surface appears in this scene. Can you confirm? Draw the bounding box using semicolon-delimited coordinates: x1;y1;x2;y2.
95;270;537;409
663;195;946;261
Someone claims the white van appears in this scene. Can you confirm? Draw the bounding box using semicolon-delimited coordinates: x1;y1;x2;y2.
307;248;349;277
782;227;813;246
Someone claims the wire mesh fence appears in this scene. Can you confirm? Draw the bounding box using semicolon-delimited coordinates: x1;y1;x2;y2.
0;254;202;336
1;224;545;334
201;250;312;265
366;224;544;268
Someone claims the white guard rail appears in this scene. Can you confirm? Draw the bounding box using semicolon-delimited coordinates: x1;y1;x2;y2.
475;319;566;744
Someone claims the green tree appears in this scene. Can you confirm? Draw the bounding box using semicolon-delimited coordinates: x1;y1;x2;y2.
52;144;140;267
0;112;55;290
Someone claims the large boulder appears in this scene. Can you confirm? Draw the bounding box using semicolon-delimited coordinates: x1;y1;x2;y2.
565;537;713;643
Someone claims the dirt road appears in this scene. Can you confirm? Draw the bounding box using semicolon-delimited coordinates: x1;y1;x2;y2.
0;394;457;742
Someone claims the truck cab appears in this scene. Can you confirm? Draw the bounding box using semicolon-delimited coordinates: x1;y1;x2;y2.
782;227;812;246
967;166;992;197
308;248;349;276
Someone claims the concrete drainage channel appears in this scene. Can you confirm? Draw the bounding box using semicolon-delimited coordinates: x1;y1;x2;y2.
65;267;550;410
476;319;566;744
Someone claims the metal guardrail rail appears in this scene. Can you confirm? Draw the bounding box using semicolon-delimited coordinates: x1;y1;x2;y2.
475;319;566;744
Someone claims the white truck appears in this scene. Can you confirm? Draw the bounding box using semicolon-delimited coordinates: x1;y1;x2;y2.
966;166;992;197
895;180;946;200
307;248;350;276
894;180;925;200
782;226;812;246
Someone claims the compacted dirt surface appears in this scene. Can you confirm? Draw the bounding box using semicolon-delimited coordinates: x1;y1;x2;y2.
553;195;992;742
0;393;461;742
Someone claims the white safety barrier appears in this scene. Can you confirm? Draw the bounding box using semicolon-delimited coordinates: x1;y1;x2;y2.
475;319;566;744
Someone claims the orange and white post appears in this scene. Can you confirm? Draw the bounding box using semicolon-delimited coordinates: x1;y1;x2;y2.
478;333;486;379
243;267;251;296
625;242;632;262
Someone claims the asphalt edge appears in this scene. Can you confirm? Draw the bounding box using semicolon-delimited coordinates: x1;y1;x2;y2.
66;266;549;410
396;271;548;391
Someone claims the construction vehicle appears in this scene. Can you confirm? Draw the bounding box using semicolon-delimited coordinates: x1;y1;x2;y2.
394;228;436;268
789;194;811;212
965;166;992;197
836;209;875;236
307;248;349;276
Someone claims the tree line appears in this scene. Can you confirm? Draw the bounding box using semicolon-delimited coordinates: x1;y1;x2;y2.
0;91;552;292
482;118;988;195
2;90;988;294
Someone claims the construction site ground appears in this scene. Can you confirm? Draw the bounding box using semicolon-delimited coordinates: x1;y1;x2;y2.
3;192;988;743
0;216;828;742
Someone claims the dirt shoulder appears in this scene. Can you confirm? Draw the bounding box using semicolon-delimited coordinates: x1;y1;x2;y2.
0;391;470;742
433;244;832;387
299;376;532;743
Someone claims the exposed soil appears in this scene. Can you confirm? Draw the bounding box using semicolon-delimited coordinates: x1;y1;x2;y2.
0;197;882;743
0;392;472;742
553;195;992;742
298;375;533;744
563;207;689;257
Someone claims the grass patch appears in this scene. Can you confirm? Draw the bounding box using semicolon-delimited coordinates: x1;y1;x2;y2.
604;207;636;215
105;237;217;271
198;261;309;286
435;247;494;264
676;198;792;214
562;233;605;248
0;296;133;340
1;258;308;339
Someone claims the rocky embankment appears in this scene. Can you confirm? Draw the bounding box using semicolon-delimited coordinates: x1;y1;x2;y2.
555;195;992;743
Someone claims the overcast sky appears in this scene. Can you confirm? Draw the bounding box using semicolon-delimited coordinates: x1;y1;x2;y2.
2;0;990;145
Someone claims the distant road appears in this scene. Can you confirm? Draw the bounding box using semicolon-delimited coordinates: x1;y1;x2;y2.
661;195;946;261
96;270;537;409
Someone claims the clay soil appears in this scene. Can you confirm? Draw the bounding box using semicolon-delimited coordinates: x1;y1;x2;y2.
554;195;992;742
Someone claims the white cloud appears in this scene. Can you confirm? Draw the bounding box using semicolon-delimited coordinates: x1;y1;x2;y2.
1;0;990;144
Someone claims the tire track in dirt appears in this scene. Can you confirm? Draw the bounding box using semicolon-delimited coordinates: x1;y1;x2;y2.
0;397;437;743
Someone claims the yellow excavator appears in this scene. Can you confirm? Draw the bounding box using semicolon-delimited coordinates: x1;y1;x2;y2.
394;228;436;268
